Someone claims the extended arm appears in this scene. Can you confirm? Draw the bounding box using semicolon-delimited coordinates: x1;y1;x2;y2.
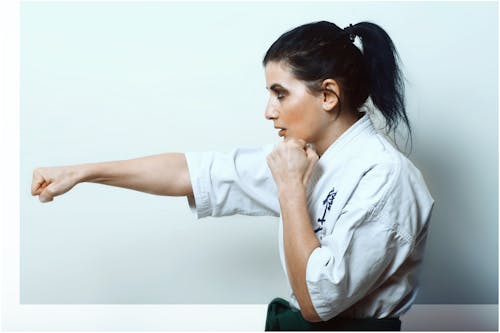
32;153;192;202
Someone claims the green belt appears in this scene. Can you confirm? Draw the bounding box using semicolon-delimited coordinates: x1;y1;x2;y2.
265;297;401;331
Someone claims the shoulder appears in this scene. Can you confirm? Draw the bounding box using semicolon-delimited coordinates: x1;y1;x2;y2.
338;133;402;201
347;131;430;192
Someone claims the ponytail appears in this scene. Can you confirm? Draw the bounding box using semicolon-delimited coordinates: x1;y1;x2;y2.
349;22;412;150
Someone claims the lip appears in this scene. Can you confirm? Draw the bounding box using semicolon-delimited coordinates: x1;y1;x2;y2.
274;125;286;137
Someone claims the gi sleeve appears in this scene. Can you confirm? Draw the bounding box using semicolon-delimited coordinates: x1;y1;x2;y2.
184;144;280;219
305;162;416;321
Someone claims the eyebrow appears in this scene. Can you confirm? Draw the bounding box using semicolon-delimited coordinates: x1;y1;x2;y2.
266;83;286;91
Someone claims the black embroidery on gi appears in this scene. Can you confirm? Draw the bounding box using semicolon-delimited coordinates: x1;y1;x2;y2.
315;187;337;233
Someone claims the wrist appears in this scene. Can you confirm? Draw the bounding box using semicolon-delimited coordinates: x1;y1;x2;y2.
74;163;96;183
278;179;307;201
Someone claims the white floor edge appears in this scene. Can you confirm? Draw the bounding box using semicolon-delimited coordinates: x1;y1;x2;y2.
2;303;498;331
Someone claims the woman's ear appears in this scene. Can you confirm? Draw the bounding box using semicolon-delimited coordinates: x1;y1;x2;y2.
321;79;341;112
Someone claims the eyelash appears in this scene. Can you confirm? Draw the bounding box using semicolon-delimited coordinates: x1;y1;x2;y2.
276;92;285;100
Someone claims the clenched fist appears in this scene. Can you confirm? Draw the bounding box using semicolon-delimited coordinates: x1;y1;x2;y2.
266;139;319;190
31;166;80;203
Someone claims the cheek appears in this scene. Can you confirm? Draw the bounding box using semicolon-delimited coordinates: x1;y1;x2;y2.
283;108;304;124
283;96;309;122
285;98;318;131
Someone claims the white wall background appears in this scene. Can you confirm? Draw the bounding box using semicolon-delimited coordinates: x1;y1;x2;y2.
20;0;497;309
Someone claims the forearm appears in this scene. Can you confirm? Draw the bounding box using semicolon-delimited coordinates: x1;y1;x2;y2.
279;182;321;322
76;153;193;196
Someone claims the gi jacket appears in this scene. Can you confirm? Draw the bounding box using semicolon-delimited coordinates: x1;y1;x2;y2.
185;112;435;321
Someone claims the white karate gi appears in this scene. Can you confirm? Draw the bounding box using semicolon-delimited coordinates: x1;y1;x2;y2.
185;112;434;321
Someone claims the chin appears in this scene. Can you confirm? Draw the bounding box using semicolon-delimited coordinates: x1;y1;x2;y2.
287;134;309;142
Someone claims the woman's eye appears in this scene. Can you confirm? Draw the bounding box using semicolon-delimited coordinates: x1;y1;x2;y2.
277;92;285;99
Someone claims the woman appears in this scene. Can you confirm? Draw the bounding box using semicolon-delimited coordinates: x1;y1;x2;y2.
31;21;434;331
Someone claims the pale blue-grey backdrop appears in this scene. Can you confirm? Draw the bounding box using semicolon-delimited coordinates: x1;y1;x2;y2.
21;1;498;304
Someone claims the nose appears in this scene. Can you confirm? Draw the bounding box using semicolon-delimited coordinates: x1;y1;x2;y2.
265;100;279;120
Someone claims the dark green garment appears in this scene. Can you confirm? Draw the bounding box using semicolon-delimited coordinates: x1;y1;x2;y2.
265;298;401;331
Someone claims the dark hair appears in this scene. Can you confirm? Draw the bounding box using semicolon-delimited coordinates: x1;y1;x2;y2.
262;20;412;152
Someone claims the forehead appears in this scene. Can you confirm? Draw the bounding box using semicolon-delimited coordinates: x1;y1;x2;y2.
264;61;298;87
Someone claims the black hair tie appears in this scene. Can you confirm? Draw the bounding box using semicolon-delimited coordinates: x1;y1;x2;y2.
343;23;356;42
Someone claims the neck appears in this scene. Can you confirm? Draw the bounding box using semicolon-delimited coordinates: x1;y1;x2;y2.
313;111;364;157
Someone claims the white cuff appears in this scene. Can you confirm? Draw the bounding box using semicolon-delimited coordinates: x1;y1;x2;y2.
305;246;337;321
184;152;212;219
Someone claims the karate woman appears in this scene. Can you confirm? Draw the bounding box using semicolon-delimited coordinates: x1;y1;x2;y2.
31;21;434;331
